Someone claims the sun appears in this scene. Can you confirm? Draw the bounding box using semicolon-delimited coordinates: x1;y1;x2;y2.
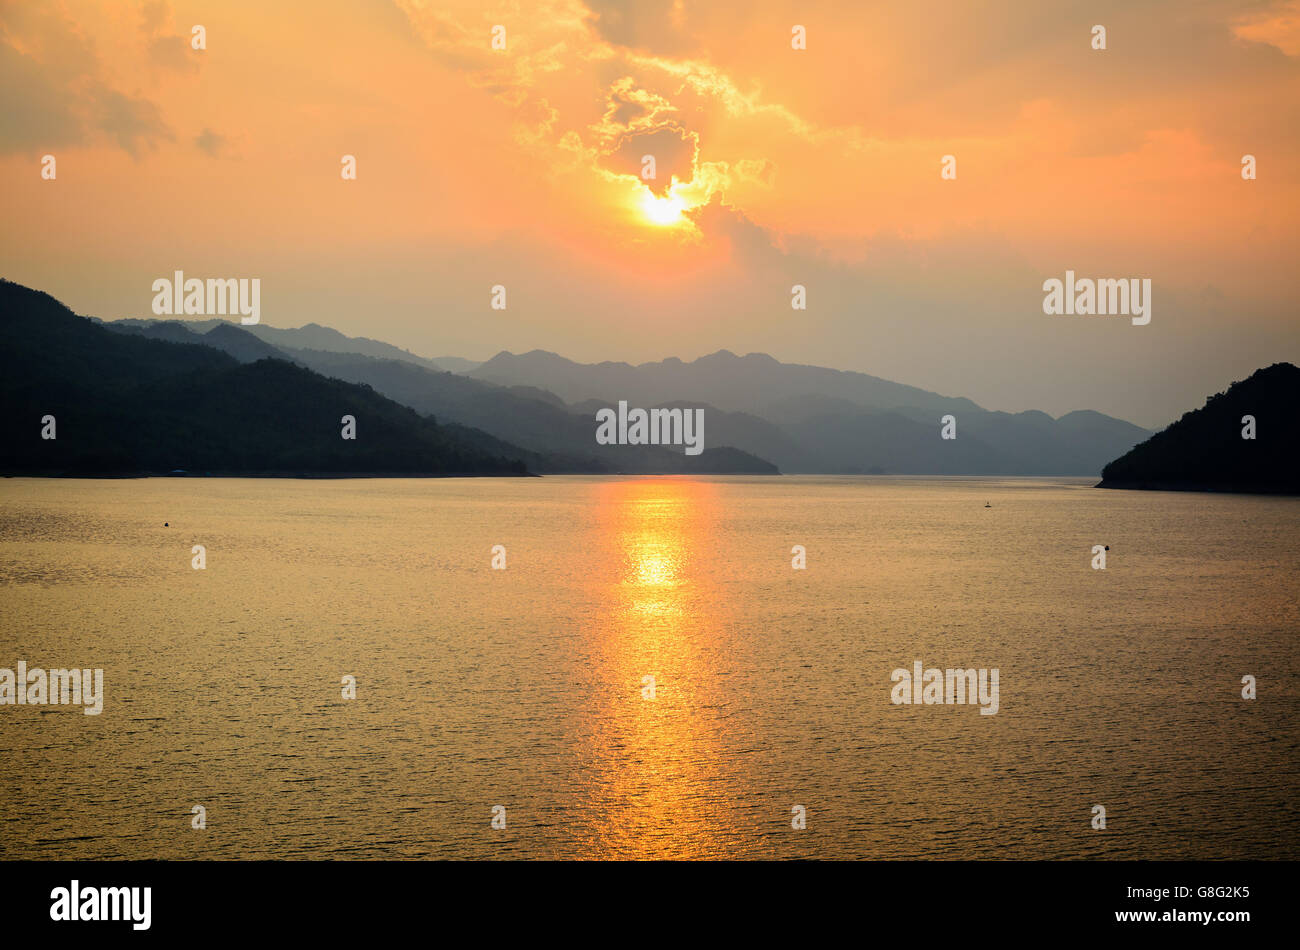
640;190;688;226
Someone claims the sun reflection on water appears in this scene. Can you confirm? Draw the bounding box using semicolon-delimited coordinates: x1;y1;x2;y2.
577;478;735;857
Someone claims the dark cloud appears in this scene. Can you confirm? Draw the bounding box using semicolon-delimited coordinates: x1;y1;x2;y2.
0;3;173;156
194;128;227;156
607;90;649;125
92;88;173;157
604;123;697;195
139;1;199;72
0;36;85;152
139;0;169;34
688;195;785;269
598;77;677;133
583;0;697;55
148;33;197;71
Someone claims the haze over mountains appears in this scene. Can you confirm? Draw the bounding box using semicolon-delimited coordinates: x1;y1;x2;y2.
0;282;529;477
2;280;773;476
88;305;1154;477
470;349;1152;475
105;316;479;374
1;278;1167;477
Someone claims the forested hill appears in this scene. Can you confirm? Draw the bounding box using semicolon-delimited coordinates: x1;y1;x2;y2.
1098;363;1300;494
0;279;529;476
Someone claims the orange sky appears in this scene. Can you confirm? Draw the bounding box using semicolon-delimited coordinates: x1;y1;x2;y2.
2;0;1298;426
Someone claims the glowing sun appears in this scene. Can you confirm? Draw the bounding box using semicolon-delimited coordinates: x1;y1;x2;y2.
641;190;688;226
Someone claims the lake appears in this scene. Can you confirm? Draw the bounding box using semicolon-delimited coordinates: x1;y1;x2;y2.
1;475;1296;859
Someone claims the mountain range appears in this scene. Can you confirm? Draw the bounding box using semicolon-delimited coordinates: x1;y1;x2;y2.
95;312;1153;476
1;280;773;476
0;282;527;476
102;316;478;373
3;277;1171;478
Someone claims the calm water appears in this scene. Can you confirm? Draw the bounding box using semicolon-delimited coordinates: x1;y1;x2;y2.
1;476;1297;860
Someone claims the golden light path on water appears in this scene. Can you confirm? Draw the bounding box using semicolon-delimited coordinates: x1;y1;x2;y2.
579;478;732;858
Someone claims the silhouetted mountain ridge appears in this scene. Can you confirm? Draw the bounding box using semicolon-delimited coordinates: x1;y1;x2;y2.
468;349;1151;475
471;348;984;419
70;288;1160;476
1;280;525;476
102;315;476;373
1098;363;1300;493
277;347;777;474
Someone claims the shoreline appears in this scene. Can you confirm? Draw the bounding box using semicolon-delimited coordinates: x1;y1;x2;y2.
1096;478;1300;496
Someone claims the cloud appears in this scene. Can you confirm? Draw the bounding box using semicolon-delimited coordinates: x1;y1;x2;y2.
0;32;85;152
733;158;774;187
93;89;172;157
139;0;169;34
194;128;227;157
603;123;697;194
583;0;696;55
597;76;676;131
147;32;196;71
138;1;199;72
688;195;784;268
0;4;172;156
1233;0;1300;56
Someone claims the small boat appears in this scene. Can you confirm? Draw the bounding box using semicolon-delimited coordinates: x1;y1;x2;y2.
984;502;992;508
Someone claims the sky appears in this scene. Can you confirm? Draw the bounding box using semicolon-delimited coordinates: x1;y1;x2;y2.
2;0;1298;428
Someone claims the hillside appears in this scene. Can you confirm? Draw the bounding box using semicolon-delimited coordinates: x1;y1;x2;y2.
277;347;778;474
1098;363;1300;494
0;280;527;476
470;350;1150;475
470;348;980;417
84;308;1156;477
104;316;475;373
